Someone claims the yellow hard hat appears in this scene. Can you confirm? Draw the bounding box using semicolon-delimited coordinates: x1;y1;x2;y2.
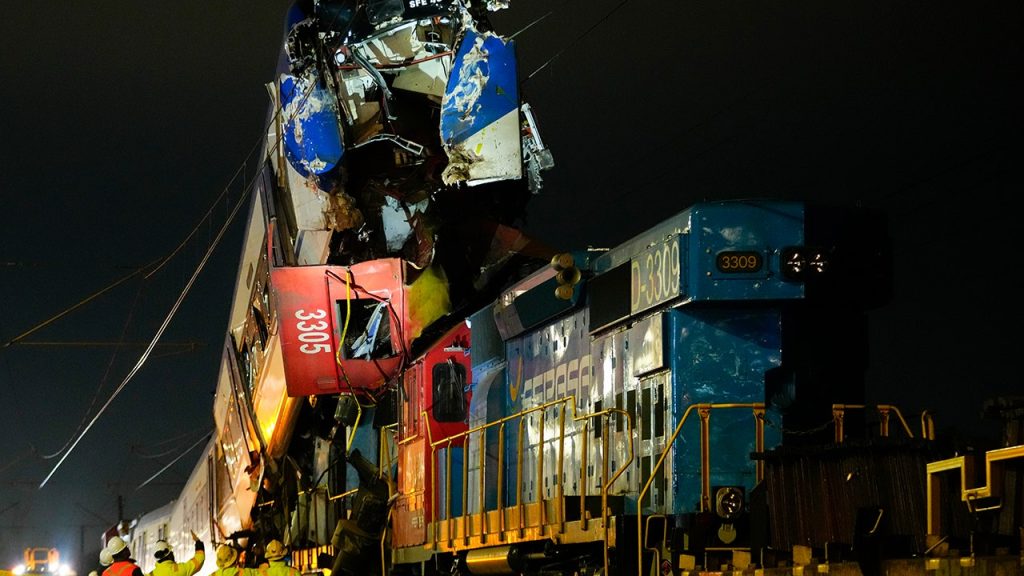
265;540;287;561
215;545;239;568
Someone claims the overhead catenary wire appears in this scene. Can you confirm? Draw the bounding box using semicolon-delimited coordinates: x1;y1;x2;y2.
135;432;212;491
0;260;159;349
131;428;211;459
38;160;259;489
38;281;147;460
508;10;552;40
34;69;315;484
525;0;634;80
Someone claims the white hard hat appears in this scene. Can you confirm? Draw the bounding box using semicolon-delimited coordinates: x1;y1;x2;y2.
154;540;172;560
99;548;114;567
106;536;128;557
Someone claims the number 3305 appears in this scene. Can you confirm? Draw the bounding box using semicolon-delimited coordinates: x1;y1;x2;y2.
295;309;332;354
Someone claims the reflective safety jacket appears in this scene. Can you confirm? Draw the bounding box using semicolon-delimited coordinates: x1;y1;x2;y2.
259;561;299;576
103;560;144;576
212;567;261;576
150;545;205;576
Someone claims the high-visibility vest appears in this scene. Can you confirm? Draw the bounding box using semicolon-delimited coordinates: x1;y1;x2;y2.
213;567;260;576
103;561;139;576
150;551;204;576
258;562;299;576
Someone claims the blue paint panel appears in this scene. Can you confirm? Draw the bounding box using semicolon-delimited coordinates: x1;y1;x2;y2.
687;201;805;301
437;446;464;518
345;406;380;490
502;308;589;506
667;308;783;515
440;30;519;145
281;72;344;177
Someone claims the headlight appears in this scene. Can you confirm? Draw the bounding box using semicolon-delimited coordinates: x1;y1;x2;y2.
714;486;744;520
781;246;830;281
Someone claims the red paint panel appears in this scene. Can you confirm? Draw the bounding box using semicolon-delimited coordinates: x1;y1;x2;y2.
394;322;473;547
424;322;472;445
271;259;408;397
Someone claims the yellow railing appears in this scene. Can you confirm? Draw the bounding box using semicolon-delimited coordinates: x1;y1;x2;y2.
425;395;633;575
927;444;1024;534
832;403;929;442
637;403;766;576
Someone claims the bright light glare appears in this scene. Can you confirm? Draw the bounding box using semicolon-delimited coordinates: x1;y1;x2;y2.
14;565;26;576
59;565;75;576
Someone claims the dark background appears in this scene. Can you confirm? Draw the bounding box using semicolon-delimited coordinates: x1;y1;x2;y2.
1;0;1020;571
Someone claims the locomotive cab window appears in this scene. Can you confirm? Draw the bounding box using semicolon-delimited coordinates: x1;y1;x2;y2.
432;359;467;422
337;298;395;360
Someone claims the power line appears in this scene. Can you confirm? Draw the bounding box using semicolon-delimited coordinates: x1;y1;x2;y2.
9;340;203;350
135;433;211;491
526;0;635;81
0;264;156;350
38;164;258;489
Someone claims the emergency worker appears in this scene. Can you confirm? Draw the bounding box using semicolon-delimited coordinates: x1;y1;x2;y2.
90;545;114;576
211;544;260;576
259;541;299;576
151;531;205;576
102;536;144;576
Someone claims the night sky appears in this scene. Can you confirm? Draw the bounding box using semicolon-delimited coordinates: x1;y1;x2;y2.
1;0;1021;571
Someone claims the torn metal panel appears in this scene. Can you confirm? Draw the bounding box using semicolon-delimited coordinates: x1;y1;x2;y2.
358;21;426;64
392;57;451;97
521;102;555;193
293;229;332;265
267;0;550;317
440;29;522;185
280;70;345;177
284;163;333;230
335;68;383;143
381;195;429;252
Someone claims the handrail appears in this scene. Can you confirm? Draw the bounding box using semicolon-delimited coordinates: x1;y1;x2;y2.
379;425;397;575
644;515;668;575
832;403;915;442
328;487;359;502
429;396;578;548
637;403;765;576
379;506;393;575
920;410;935;440
926;444;1024;534
599;408;634;574
425;393;634;575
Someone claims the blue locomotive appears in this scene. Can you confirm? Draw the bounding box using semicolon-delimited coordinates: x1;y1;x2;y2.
377;198;898;575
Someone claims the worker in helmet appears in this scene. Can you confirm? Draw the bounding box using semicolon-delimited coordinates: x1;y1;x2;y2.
89;545;114;576
211;544;261;576
259;540;299;576
151;531;205;576
101;536;144;576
